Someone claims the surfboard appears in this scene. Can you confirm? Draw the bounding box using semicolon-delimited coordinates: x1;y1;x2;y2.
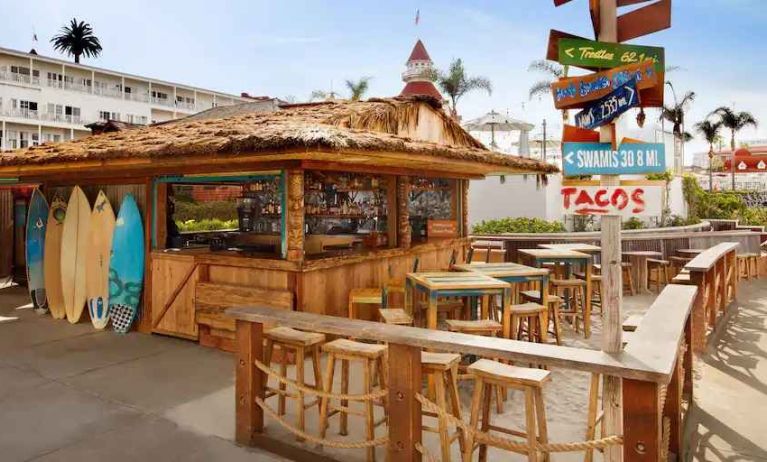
109;194;145;334
25;189;49;314
60;187;91;324
44;195;67;319
85;191;116;329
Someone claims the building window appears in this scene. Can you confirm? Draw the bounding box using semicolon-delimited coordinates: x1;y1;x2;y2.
99;110;110;121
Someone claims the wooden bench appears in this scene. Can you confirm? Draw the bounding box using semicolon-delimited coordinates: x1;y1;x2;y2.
196;282;293;352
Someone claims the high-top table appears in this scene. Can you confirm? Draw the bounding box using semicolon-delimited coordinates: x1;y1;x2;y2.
405;271;512;336
518;248;594;337
453;262;551;340
623;250;663;294
539;243;602;254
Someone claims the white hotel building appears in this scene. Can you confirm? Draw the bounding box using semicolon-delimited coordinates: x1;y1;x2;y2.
0;46;249;151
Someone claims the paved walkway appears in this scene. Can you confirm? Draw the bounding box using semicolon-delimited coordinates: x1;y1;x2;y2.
686;278;767;461
0;285;286;462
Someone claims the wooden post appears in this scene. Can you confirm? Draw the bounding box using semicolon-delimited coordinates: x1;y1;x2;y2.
597;2;623;460
386;175;398;248
235;320;265;446
622;379;661;461
138;177;154;334
706;267;717;328
387;343;422;462
286;169;305;262
663;354;683;458
683;313;694;397
398;176;412;250
461;179;470;238
690;272;707;353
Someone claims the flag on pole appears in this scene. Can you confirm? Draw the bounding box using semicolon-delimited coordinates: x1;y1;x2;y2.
415;9;420;26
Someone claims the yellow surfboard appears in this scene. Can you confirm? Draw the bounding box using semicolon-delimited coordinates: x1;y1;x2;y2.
61;187;91;324
85;191;116;329
44;195;67;319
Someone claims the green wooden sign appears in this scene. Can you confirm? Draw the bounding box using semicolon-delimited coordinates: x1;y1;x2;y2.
558;38;664;73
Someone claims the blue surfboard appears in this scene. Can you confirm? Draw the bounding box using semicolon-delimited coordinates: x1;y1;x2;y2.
109;195;145;334
26;189;49;314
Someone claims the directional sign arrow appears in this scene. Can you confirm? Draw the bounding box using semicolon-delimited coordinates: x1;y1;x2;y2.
565;47;575;58
564;152;575;165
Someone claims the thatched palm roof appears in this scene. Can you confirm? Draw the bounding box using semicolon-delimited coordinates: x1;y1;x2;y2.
0;96;557;176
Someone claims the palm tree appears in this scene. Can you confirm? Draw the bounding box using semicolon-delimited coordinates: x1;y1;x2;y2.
345;77;372;101
660;83;695;175
434;59;492;118
528;60;569;122
694;119;723;192
50;18;102;64
709;106;759;190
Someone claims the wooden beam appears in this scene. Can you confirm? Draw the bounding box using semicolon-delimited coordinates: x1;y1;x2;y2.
622;379;661;461
386;175;398;248
386;343;422;462
235;320;265;445
398;176;412;250
663;354;683;458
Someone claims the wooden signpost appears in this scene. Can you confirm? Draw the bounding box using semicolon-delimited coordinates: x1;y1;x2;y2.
558;38;664;72
551;60;658;109
574;78;639;129
550;1;672;459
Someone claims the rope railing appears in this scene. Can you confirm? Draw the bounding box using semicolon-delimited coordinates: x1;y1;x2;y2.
415;393;624;455
253;359;389;449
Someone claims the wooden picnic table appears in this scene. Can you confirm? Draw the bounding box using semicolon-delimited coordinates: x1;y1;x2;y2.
518;248;594;337
405;271;512;337
678;248;705;256
453;262;551;340
623;250;663;294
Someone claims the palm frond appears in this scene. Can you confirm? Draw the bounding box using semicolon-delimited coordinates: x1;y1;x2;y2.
528;81;552;100
527;60;564;78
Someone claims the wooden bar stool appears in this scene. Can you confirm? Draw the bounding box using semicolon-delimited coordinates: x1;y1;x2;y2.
647;258;671;293
669;256;691;277
509;302;547;343
444;319;506;413
421;352;465;462
263;327;326;439
464;359;551;462
377;308;413;326
621;262;635;295
319;339;387;462
348;288;383;320
520;290;563;345
550;278;586;334
575;271;602;313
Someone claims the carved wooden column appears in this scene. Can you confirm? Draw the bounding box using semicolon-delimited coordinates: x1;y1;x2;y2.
286;169;305;262
397;176;411;250
461;179;469;237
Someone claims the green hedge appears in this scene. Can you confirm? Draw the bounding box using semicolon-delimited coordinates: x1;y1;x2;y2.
174;201;238;222
682;175;767;227
176;218;238;233
472;217;565;234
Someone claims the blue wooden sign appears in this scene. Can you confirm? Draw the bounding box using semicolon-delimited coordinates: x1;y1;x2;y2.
574;79;639;130
562;141;666;176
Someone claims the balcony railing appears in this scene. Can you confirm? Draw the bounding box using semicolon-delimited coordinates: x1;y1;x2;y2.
93;85;123;98
40;113;83;125
176;101;197;111
151;96;175;108
5;108;39;120
0;71;40;86
125;92;150;103
63;80;91;93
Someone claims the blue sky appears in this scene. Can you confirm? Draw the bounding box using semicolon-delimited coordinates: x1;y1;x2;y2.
2;0;766;157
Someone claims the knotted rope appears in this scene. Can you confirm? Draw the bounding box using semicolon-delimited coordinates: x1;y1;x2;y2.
415;393;624;454
253;359;388;449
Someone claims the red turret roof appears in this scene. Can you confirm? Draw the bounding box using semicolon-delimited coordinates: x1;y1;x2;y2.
400;81;442;100
407;39;431;62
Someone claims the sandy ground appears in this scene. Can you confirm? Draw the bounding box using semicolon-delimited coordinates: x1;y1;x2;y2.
1;278;764;461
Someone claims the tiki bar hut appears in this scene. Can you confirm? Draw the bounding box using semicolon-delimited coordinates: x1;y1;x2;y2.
0;96;556;348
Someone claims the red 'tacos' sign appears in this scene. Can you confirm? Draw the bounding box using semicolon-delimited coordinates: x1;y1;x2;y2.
561;186;661;216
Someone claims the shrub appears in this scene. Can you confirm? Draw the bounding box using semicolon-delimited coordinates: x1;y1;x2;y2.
174;200;238;222
472;217;565;234
622;217;644;230
176;218;238;233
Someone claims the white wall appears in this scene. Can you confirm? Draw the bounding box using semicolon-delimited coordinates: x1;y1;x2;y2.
468;175;548;228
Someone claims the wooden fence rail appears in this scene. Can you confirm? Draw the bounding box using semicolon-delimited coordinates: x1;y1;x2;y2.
227;282;698;462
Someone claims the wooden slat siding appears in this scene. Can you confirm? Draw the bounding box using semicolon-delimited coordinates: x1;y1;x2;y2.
0;190;12;278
